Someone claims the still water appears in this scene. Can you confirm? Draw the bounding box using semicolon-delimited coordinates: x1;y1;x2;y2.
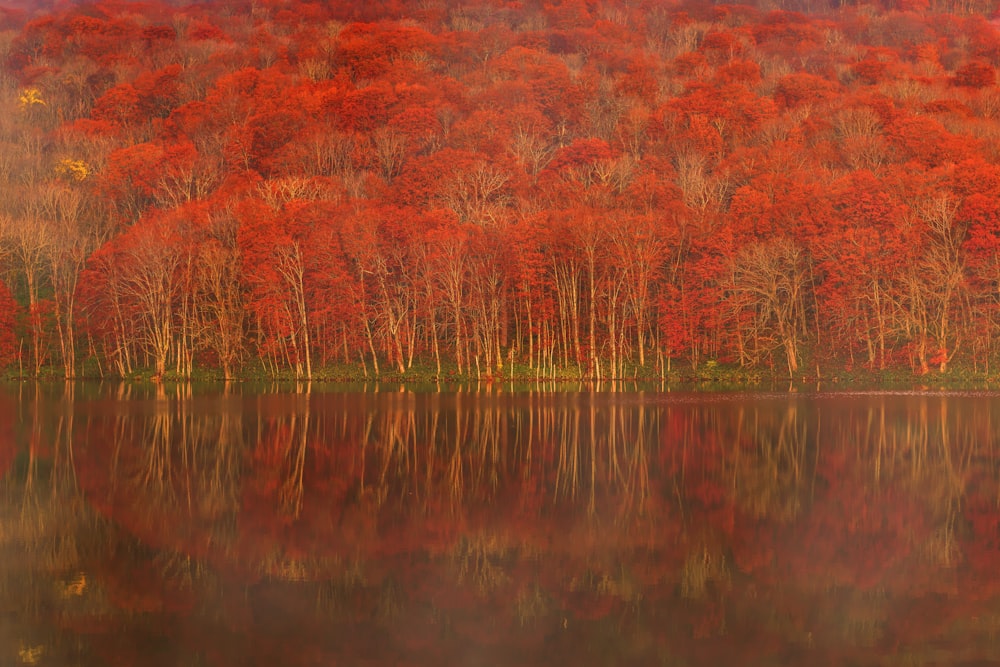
1;382;1000;666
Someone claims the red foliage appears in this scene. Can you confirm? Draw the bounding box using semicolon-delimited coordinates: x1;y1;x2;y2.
7;0;1000;378
773;72;840;109
0;280;17;369
953;60;997;87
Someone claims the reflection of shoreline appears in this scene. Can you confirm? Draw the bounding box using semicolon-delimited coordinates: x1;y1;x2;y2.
6;387;1000;665
71;391;994;577
75;389;682;576
0;386;114;667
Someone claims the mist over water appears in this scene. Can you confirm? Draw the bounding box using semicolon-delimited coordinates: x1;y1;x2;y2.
0;382;999;665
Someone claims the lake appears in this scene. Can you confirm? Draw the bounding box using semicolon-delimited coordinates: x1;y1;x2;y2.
1;382;999;666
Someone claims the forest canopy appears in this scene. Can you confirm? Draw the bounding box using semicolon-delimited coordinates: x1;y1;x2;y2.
2;0;1000;379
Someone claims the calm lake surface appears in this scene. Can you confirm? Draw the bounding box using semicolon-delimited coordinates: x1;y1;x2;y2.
2;382;1000;666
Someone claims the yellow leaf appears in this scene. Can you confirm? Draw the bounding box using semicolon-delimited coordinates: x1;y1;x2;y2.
18;644;44;664
17;88;45;109
54;158;90;181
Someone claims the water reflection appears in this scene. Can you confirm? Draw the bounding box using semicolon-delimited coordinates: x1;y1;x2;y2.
1;384;1000;665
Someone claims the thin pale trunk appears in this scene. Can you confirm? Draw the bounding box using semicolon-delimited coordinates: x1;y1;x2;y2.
588;254;597;378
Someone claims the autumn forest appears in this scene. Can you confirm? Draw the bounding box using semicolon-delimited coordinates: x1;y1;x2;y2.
2;0;1000;380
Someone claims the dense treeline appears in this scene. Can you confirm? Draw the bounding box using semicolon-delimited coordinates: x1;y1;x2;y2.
3;0;1000;379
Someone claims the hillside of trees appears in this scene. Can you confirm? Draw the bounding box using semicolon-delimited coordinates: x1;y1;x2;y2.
2;0;1000;380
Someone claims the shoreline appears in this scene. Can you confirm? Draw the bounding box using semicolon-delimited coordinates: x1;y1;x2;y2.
4;363;1000;392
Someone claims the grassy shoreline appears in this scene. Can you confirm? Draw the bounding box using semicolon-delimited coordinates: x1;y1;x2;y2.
4;359;1000;391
